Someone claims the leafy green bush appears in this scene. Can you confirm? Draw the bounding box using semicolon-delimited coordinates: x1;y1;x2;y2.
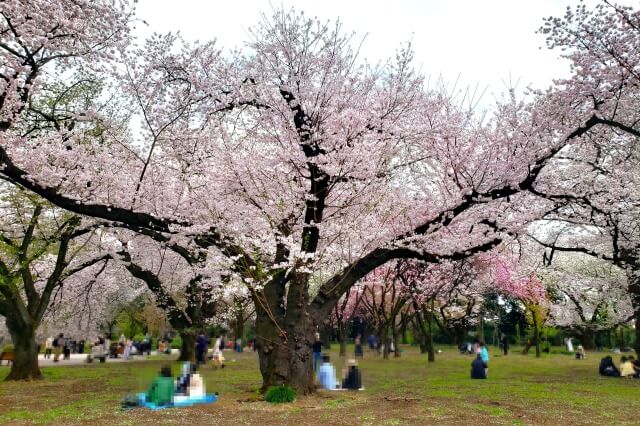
2;344;14;353
264;385;297;404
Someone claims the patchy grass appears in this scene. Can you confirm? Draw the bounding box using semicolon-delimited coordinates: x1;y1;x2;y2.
0;346;638;425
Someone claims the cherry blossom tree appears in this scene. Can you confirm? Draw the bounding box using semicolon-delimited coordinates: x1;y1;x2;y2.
544;253;632;348
328;285;363;357
0;185;111;380
533;1;640;354
0;3;627;393
479;251;547;356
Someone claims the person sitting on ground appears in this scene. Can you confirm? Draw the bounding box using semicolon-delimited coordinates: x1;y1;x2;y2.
479;341;489;376
599;355;620;377
187;364;205;397
620;356;639;378
471;354;487;379
147;366;175;406
342;358;363;390
317;354;337;390
576;345;586;360
176;362;193;395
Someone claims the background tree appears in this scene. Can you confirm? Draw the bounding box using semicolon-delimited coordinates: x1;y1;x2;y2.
0;186;110;380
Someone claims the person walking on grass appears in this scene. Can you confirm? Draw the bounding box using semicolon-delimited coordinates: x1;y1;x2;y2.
354;334;363;358
53;333;63;362
44;336;53;359
196;333;208;365
212;335;225;369
501;334;509;356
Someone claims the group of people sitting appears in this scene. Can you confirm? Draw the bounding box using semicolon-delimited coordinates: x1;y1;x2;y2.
317;355;363;390
599;355;640;378
124;362;210;408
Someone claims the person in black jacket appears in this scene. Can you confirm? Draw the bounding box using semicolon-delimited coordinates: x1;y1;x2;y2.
342;359;362;390
599;356;620;377
471;354;487;379
501;334;509;356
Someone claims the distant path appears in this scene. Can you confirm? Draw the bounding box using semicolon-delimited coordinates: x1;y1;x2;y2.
36;350;179;367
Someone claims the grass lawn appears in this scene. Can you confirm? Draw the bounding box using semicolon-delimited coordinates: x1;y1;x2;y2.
0;345;638;425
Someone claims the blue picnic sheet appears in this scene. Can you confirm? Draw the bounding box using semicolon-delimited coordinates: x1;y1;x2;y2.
136;393;218;410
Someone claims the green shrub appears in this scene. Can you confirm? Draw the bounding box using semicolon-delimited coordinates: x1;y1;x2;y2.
2;344;14;353
264;385;297;404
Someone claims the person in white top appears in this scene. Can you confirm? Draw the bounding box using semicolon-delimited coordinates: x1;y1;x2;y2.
44;337;53;359
212;336;225;368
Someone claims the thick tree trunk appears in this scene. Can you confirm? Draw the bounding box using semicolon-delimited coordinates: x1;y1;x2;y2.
178;330;196;362
255;302;316;394
5;316;41;381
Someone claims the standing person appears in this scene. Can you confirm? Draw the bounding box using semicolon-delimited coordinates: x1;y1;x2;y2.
123;339;132;360
312;333;322;372
196;333;208;364
367;334;375;351
212;335;225;369
53;333;64;362
44;336;53;359
501;334;509;356
104;334;111;358
63;337;71;360
354;334;363;358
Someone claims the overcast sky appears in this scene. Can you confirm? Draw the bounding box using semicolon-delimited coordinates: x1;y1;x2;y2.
133;0;626;103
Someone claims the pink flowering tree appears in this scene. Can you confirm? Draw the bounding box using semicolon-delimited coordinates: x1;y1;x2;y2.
531;2;640;354
478;252;547;356
328;285;364;357
0;3;630;392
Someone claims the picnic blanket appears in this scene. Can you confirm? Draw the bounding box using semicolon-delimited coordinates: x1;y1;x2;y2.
136;393;218;410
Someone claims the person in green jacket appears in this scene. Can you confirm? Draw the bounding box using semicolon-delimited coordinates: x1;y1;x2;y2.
147;366;175;406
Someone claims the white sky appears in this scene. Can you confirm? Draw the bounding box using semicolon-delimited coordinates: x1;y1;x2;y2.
133;0;625;103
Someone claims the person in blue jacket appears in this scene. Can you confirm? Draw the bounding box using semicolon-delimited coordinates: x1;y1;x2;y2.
471;354;487;379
